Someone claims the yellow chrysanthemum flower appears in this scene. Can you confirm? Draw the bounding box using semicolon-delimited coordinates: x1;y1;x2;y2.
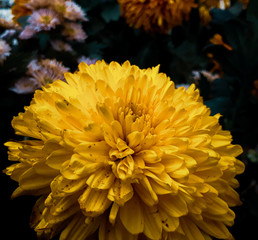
118;0;197;33
5;60;244;240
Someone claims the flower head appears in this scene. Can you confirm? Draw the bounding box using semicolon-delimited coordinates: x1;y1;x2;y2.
27;8;60;31
10;77;38;94
27;59;69;84
0;39;11;64
63;1;87;21
5;61;244;239
62;22;87;42
118;0;197;33
11;59;69;94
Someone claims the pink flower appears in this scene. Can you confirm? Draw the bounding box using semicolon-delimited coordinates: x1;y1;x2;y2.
10;77;38;94
64;1;87;21
27;59;69;85
77;56;98;65
28;9;60;31
62;22;87;42
11;59;69;94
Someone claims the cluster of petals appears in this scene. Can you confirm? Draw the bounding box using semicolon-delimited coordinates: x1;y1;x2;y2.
5;60;244;240
10;58;69;94
16;0;87;41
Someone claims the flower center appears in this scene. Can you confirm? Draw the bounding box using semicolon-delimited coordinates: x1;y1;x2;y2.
41;15;51;25
104;102;153;181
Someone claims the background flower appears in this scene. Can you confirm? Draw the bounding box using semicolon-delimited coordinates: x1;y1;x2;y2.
5;61;244;240
118;0;197;33
10;58;69;94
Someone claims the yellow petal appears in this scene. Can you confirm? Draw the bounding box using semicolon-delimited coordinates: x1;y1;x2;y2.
195;166;222;182
60;214;100;240
109;202;120;225
211;134;232;148
46;149;72;170
135;150;160;163
119;196;144;235
159;206;179;232
194;218;232;239
75;141;110;161
114;219;138;240
51;175;85;197
127;131;144;149
142;204;162;240
60;156;104;180
159;193;188;217
79;187;111;217
180;218;205;240
20;168;53;190
96;102;114;123
169;167;189;179
204;196;230;215
99;217;116;240
86;168;115;189
134;176;158;206
108;179;133;206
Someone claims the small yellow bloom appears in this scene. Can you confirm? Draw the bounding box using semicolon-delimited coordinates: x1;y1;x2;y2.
210;33;233;51
118;0;197;33
5;60;244;239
